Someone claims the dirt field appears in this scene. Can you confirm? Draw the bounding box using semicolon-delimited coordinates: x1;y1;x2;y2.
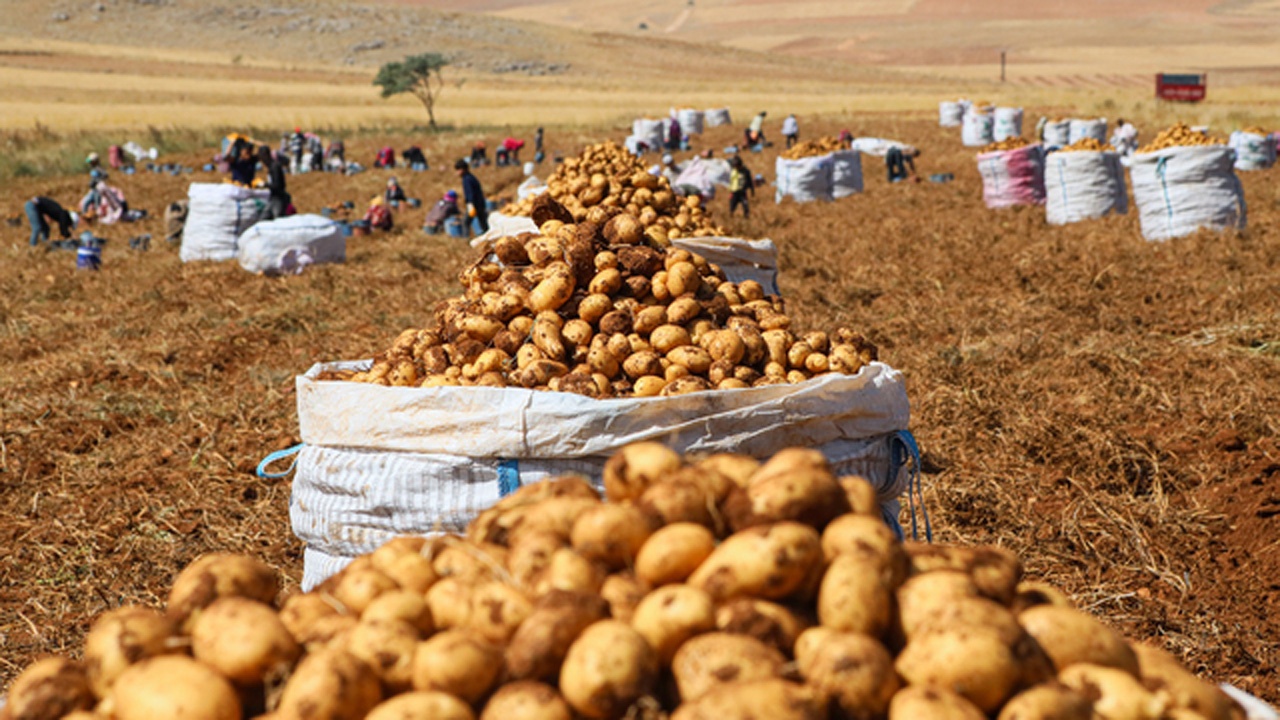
2;116;1278;702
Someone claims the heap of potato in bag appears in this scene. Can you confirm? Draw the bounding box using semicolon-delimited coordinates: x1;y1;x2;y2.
3;442;1248;720
500;142;724;240
325;193;877;397
1058;137;1115;153
981;136;1033;153
780;137;849;160
1138;122;1226;154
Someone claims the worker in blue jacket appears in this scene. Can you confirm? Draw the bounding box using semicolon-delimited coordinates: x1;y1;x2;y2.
455;159;488;234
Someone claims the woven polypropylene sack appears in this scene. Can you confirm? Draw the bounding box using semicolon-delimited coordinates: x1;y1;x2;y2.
976;143;1047;209
631;119;665;152
939;101;967;128
290;362;912;588
180;183;269;262
775;153;835;203
832;149;864;198
1129;145;1246;241
705;108;732;127
1229;131;1277;171
1068;118;1108;144
676;108;705;136
1045;150;1128;225
962;110;995;147
994;107;1024;142
236;214;345;274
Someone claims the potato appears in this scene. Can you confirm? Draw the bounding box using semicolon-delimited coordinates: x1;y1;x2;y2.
714;598;810;657
889;685;988;720
570;504;656;569
895;628;1022;712
426;576;477;630
167;553;279;627
666;297;702;325
996;682;1094;720
528;270;575;312
633;375;668;396
817;553;896;638
821;514;908;577
638;480;718;530
622;350;664;380
631;585;716;665
362;590;434;633
108;656;240;720
369;537;439;594
412;629;502;704
670;679;824;720
5;657;95;720
667;345;714;374
343;618;420;693
1059;664;1167;720
723;458;849;531
600;573;647;624
191;597;300;687
84;606;179;698
798;630;899;720
694;454;760;488
1131;644;1241;720
635;523;716;587
560;620;658;720
701;330;746;365
329;565;400;616
480;681;573;720
671;632;786;702
366;691;476;720
602;442;681;503
506;590;610;681
532;547;605;596
465;580;533;643
905;543;1021;605
839;476;880;517
294;613;359;651
532;317;566;361
507;498;600;547
277;647;382;720
1010;582;1074;614
1018;605;1139;675
688;522;824;602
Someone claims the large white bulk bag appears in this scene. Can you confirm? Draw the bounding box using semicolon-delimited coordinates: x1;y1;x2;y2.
180;183;268;262
676;108;705;136
962;110;994;147
939;100;967;128
1229;130;1277;171
1068;118;1108;144
236;214;345;275
471;211;538;244
1129;145;1246;241
673;156;730;197
831;149;864;198
775;153;835;203
516;175;547;201
849;138;907;157
994;107;1024;142
705;108;732;127
290;361;914;588
976;143;1046;209
1041;119;1071;147
1044;150;1127;225
631;119;665;152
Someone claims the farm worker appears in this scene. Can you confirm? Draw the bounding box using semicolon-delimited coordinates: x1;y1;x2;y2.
886;145;920;183
259;145;291;220
469;141;488;168
728;154;755;218
305;134;324;172
79;180;128;224
499;137;525;166
403;146;428;171
456;159;489;234
1110;119;1139;156
25;197;78;247
325;139;346;172
534;127;545;164
666;121;682;152
782;114;799;149
423;190;462;234
375;146;396;169
364;196;393;231
384;177;407;206
228;139;258;186
86;152;100;172
838;129;853;147
658;154;682;185
746;111;767;148
287;127;306;174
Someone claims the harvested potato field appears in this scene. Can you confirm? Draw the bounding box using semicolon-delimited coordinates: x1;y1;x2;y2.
1;116;1278;706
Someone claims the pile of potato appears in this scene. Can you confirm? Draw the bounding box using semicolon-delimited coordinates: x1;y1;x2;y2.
1137;123;1226;153
500;142;724;239
779;137;849;160
2;443;1248;720
981;136;1032;153
1240;126;1269;136
325;194;878;397
1058;137;1116;153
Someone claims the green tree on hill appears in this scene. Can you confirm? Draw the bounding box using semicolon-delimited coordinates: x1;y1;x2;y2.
373;53;449;130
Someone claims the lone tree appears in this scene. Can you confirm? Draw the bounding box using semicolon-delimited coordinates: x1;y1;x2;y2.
373;53;449;130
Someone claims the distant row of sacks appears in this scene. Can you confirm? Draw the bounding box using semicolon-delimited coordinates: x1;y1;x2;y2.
626;108;733;153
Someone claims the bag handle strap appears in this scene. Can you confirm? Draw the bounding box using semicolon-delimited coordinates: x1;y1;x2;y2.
257;443;304;479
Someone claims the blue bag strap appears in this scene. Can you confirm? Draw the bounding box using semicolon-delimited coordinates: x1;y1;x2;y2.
497;459;521;497
891;430;932;543
256;443;304;479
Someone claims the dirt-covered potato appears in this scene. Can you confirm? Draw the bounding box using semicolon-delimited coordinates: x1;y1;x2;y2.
345;618;421;693
560;620;658;720
83;606;179;698
713;598;811;657
426;576;477;631
890;685;988;720
190;597;300;687
432;541;512;582
996;682;1095;720
671;632;786;703
1058;663;1167;720
839;476;880;517
631;585;716;665
4;657;95;720
480;681;574;720
821;514;910;585
688;522;823;602
895;628;1023;713
369;537;439;594
107;656;241;720
1131;644;1242;720
896;569;982;638
600;573;648;624
279;593;345;645
694;454;760;488
602;442;682;502
797;630;899;720
816;553;896;638
669;679;826;720
276;647;383;720
361;589;434;633
366;691;476;720
166;553;279;628
412;629;502;704
1010;581;1074;614
638;479;719;530
570;503;657;569
905;544;1021;605
635;523;716;587
329;564;400;615
465;580;533;643
531;547;605;596
723;449;849;530
506;590;610;681
1018;605;1140;675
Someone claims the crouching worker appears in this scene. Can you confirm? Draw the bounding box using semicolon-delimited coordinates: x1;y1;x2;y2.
25;196;78;247
364;196;393;232
886;145;920;183
422;190;462;235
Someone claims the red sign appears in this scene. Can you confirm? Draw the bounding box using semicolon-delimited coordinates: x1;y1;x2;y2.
1156;73;1206;102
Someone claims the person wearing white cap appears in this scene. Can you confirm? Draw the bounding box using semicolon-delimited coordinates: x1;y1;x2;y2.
658;153;682;185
